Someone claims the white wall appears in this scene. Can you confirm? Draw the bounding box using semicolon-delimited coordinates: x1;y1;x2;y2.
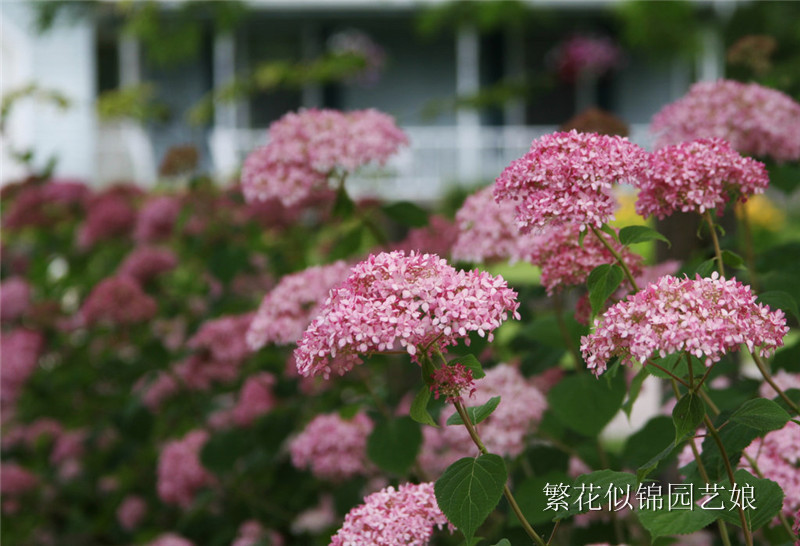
1;2;96;184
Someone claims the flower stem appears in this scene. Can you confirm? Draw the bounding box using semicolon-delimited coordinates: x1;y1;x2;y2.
741;451;797;539
737;202;760;291
453;400;547;546
704;210;726;278
552;292;583;371
589;225;639;292
645;359;690;388
751;350;800;416
703;414;753;546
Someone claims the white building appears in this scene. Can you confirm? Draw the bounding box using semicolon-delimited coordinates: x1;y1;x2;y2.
1;0;727;200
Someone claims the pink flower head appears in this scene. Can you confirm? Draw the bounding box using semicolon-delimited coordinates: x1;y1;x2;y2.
187;313;254;364
77;193;137;248
40;179;90;204
289;412;373;481
529;223;643;295
581;273;789;375
81;276;158;326
330;482;450;546
550;34;622;83
117;246;178;284
741;421;800;519
134;195;183;243
230;372;277;427
116;494;147;531
430;363;475;402
137;371;180;411
293;251;520;379
636;138;769;219
147;533;194;546
392;215;459;259
452;185;541;264
419;363;547;475
0;328;44;411
247;261;351;350
759;369;800;400
494;130;648;232
1;277;32;323
157;429;213;509
651;79;800;162
231;520;284;546
0;462;38;495
241;108;407;207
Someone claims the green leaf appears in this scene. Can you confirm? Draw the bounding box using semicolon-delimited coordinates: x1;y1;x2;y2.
410;384;438;427
637;441;676;483
447;396;501;426
548;372;626;437
622;367;648;419
201;429;251;475
729;398;790;432
645;353;688;381
694;258;716;278
578;229;588;247
619;225;671;248
509;472;570;526
448;354;485;379
672;393;705;443
435;454;507;543
553;470;637;520
757;291;800;322
382;201;429;228
716;469;784;531
636;497;717;538
599;223;619;242
490;540;511;546
587;264;624;315
329;225;364;260
721;250;744;269
700;404;788;481
421;354;437;387
366;416;422;475
622;416;674;468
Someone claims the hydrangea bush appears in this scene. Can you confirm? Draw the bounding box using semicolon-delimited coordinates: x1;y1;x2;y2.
2;83;800;546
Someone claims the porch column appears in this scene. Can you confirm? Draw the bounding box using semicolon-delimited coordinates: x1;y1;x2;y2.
456;24;481;183
503;25;526;127
119;34;140;87
211;31;239;177
302;23;323;108
696;26;724;82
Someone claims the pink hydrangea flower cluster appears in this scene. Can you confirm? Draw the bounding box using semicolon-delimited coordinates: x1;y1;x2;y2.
247;261;351;350
529;224;643;295
581;273;789;375
391;215;460;259
294;251;520;379
208;372;277;429
330;482;450;546
134;195;182;243
288;412;373;481
758;369;800;400
452;186;541;264
741;422;800;518
187;312;254;364
550;35;622;83
147;533;194;546
494;130;648;232
117;246;178;284
430;363;475;402
0;462;38;496
0;277;32;323
1;329;44;412
77;193;137;248
651;79;800;162
241;108;407;207
116;494;147;531
80;276;158;326
419;364;547;475
157;429;213;509
635;138;770;219
231;520;284;546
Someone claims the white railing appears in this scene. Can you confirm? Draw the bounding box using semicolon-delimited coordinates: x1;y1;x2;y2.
210;124;653;202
